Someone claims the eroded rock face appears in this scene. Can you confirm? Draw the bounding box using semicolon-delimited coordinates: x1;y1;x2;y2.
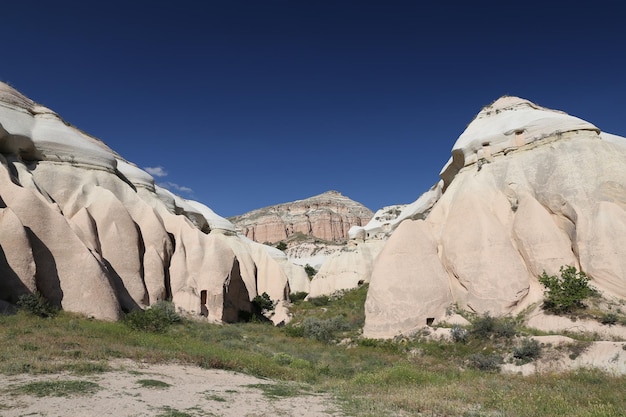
229;190;373;244
0;81;289;323
364;97;626;338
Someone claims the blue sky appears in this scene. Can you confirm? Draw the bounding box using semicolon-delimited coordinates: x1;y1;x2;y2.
1;1;624;217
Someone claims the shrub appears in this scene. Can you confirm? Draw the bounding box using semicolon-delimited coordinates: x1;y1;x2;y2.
124;301;182;333
539;266;596;314
470;313;516;339
252;292;274;312
276;241;287;251
513;338;541;363
304;264;317;279
301;316;350;343
451;325;469;344
468;353;502;371
17;292;57;318
600;313;618;326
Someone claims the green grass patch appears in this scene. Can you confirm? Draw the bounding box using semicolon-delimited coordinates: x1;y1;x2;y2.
135;379;171;388
246;382;309;399
13;379;100;397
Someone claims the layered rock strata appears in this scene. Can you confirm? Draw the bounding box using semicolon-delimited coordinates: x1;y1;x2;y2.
229;190;373;244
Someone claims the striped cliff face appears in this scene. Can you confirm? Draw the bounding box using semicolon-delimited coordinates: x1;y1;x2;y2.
228;190;373;245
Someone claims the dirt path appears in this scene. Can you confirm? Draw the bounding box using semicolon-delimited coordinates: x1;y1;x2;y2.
0;360;345;417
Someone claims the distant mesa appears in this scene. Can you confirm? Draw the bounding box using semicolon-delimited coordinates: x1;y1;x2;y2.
228;190;373;245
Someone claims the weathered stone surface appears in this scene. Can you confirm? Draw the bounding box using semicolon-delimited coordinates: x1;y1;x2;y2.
364;97;626;338
363;220;453;338
308;240;385;297
0;81;290;323
230;190;373;244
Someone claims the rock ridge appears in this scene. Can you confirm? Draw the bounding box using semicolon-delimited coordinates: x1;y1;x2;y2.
0;81;294;324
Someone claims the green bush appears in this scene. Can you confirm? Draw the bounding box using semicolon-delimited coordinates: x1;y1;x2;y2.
252;292;274;312
301;316;350;343
124;301;182;333
470;313;516;339
304;264;317;279
539;266;596;314
276;241;288;251
17;292;57;318
513;338;541;363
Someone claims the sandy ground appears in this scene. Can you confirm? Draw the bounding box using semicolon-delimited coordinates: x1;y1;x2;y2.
0;360;346;417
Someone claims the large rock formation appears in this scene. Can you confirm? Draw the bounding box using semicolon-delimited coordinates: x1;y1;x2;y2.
364;96;626;338
229;190;373;244
0;81;290;323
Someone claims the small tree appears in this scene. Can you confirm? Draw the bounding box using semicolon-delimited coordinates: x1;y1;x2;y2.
276;241;287;251
252;292;274;313
538;266;595;314
304;264;317;279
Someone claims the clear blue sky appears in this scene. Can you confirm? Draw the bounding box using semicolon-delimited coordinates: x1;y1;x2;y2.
1;1;624;217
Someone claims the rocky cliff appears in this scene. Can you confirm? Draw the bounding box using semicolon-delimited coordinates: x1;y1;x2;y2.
0;81;294;323
363;96;626;338
229;190;373;244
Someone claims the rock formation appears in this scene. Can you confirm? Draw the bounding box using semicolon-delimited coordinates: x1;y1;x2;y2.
229;190;373;244
363;96;626;338
0;81;291;323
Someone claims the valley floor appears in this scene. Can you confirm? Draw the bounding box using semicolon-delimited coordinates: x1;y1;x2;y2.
0;359;344;417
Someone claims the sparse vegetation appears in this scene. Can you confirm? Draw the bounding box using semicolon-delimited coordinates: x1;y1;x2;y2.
539;266;596;314
513;338;542;363
246;382;309;399
468;353;503;371
14;380;100;397
289;291;308;302
600;313;618;326
17;291;57;318
136;379;171;388
156;406;193;417
307;295;330;306
1;284;625;416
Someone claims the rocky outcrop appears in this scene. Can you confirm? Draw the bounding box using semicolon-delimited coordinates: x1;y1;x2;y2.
229;191;373;244
364;96;626;338
0;81;290;323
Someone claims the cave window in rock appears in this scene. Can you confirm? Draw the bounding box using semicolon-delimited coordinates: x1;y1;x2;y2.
426;317;435;326
514;129;525;146
481;142;491;158
200;290;208;317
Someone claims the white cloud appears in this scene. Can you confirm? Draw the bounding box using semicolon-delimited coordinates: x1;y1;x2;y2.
144;166;168;177
160;181;194;195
